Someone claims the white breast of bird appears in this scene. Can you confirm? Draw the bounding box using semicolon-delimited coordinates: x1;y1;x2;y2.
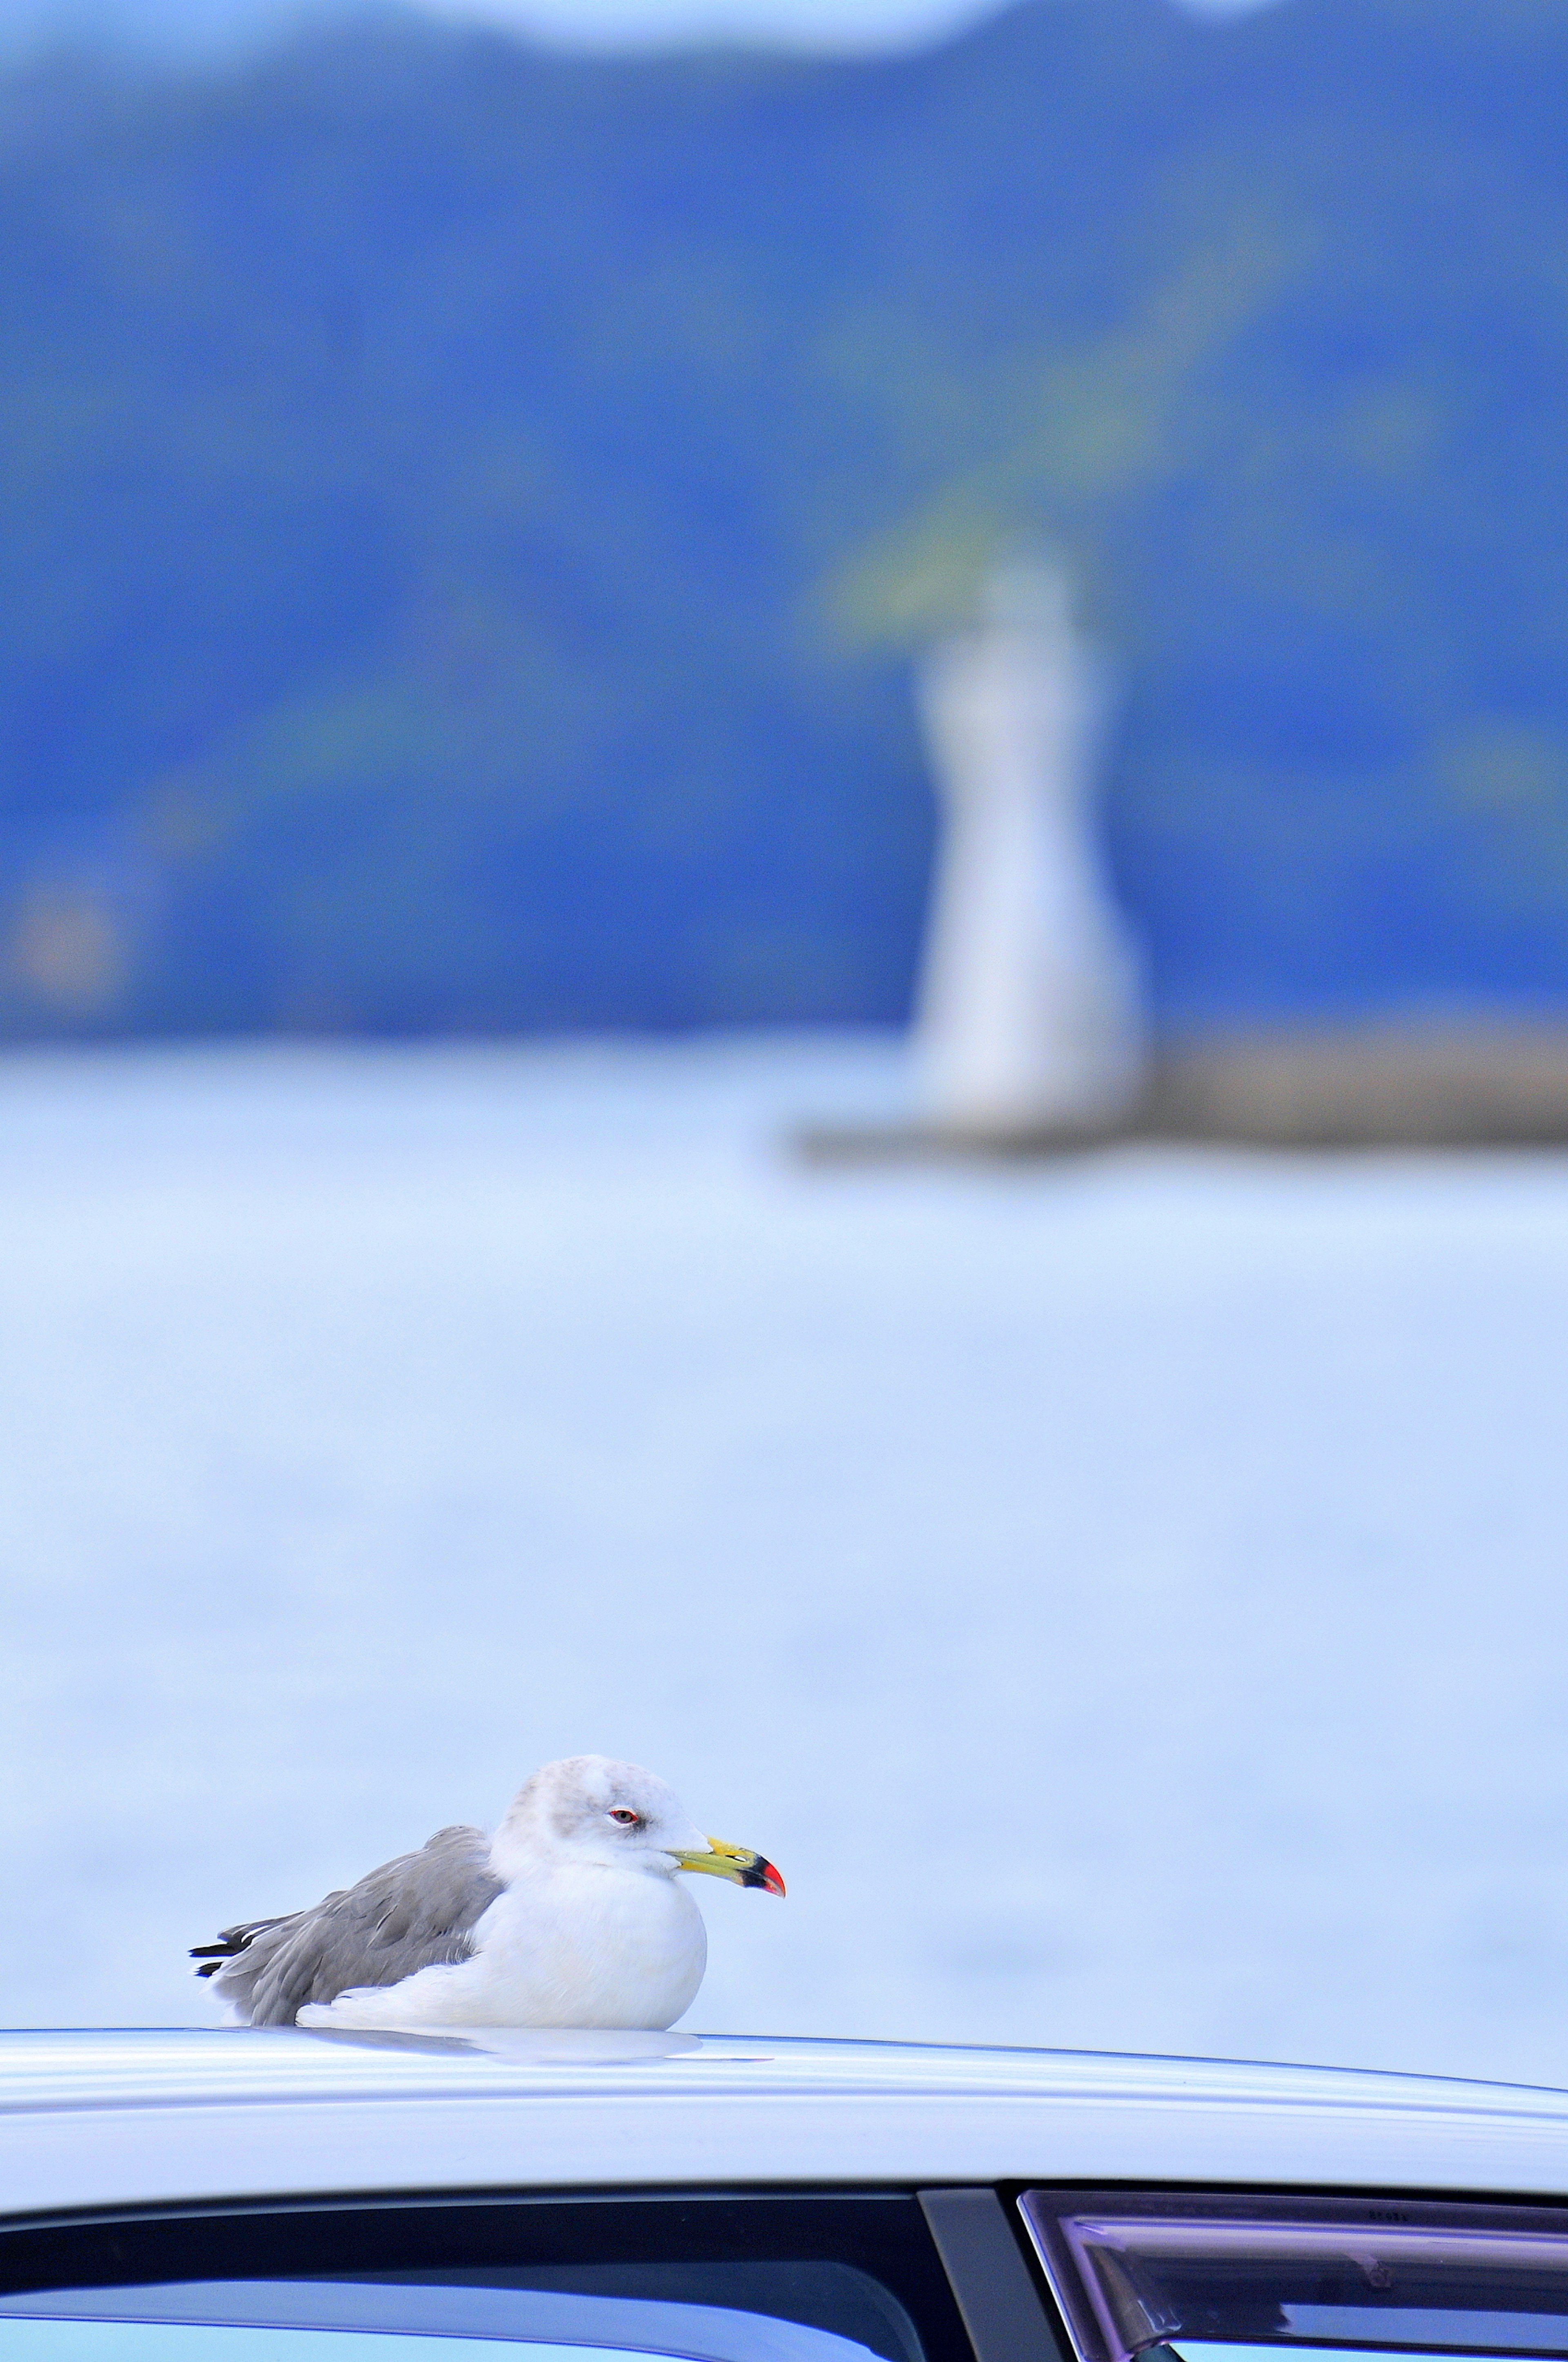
296;1860;707;2032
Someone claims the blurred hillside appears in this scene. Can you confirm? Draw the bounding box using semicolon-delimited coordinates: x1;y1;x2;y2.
2;0;1568;1036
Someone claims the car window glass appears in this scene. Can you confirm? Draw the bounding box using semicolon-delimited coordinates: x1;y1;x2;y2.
0;2289;886;2362
0;2333;705;2362
1019;2196;1568;2362
1170;2343;1561;2362
341;2261;920;2362
0;2199;953;2362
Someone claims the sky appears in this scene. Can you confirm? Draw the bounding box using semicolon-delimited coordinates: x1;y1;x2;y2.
0;0;1271;62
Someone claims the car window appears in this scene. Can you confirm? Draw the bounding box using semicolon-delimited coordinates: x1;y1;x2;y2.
1172;2346;1568;2362
0;2335;659;2362
339;2262;923;2362
0;2199;960;2362
1018;2195;1568;2362
0;2283;887;2362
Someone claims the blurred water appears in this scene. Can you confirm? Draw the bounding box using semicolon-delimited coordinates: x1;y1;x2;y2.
3;1031;1568;2083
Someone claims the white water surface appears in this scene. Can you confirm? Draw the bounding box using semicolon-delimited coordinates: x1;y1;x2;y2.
3;1031;1567;2082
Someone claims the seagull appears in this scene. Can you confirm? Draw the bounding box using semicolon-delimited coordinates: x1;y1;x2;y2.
191;1755;784;2030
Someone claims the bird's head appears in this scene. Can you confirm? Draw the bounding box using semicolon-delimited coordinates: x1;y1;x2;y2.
499;1755;784;1894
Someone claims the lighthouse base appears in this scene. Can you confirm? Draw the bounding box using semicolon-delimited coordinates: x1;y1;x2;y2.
795;1022;1568;1160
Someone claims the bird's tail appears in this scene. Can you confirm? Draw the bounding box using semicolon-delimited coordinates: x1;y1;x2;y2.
190;1919;286;1980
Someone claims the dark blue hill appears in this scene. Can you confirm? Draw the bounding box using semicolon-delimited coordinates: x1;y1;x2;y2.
1;0;1566;1034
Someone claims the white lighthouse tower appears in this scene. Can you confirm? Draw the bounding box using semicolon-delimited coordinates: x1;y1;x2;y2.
913;560;1145;1137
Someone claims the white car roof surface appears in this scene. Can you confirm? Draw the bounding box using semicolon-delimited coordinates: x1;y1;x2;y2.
3;2031;1568;2224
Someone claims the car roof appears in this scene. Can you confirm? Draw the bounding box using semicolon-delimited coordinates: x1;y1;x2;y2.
4;2030;1568;2224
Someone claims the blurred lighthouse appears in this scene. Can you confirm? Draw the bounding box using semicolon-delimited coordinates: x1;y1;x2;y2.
914;560;1145;1136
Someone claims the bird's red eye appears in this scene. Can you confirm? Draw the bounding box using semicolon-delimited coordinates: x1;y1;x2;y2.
608;1808;640;1825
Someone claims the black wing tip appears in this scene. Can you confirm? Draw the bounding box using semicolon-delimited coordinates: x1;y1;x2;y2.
189;1925;257;1965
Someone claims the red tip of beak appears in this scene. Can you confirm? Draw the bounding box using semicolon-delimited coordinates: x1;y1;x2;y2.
761;1859;786;1897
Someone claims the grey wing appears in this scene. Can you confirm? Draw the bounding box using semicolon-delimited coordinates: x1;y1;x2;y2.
192;1825;506;2027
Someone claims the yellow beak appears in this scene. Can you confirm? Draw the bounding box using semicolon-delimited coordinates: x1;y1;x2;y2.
672;1833;786;1896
